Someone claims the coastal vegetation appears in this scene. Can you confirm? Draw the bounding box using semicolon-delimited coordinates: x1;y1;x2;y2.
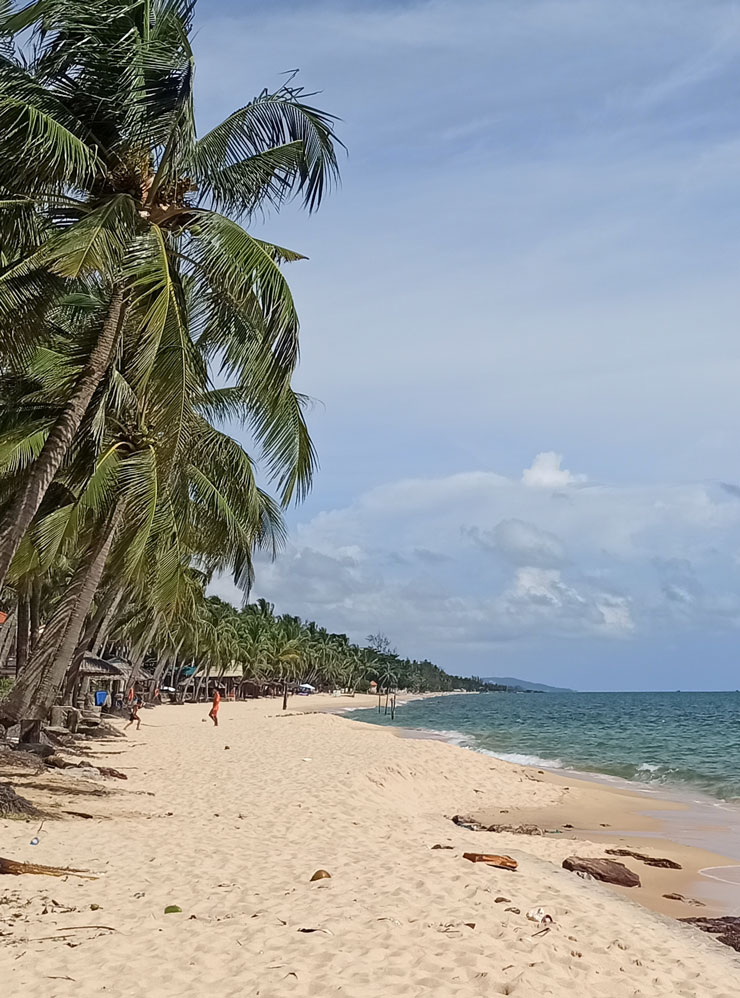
136;597;493;696
0;0;490;731
0;0;343;731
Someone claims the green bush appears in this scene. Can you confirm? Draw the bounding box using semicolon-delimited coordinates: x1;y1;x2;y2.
0;677;14;700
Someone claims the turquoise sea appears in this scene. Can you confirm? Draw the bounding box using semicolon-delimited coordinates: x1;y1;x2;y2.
352;691;740;803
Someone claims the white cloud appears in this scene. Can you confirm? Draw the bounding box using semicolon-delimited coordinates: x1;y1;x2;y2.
500;567;633;637
522;452;586;489
209;456;740;673
468;518;566;568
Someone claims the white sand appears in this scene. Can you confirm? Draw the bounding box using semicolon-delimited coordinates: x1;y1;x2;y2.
1;696;739;997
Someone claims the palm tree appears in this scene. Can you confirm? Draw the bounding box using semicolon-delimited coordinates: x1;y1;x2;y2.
0;0;341;590
0;354;294;728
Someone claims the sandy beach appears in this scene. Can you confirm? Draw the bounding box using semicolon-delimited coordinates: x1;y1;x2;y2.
2;695;740;998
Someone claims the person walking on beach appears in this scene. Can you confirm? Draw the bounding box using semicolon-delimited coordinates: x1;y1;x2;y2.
209;688;221;727
124;698;141;732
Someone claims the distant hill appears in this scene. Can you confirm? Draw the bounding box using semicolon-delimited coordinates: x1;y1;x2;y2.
480;676;575;693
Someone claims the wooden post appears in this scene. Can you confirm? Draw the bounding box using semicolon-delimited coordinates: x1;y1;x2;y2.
282;679;288;711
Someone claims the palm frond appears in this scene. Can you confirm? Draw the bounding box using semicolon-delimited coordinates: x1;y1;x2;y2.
0;54;98;191
188;83;342;213
185;210;303;384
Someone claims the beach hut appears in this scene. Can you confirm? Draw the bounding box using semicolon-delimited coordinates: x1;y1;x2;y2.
75;653;128;713
183;665;247;701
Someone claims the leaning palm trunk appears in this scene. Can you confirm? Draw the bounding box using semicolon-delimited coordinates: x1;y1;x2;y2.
15;589;30;676
29;578;42;653
124;615;160;697
68;584;123;676
93;587;125;657
63;585;123;702
193;662;210;702
0;289;126;592
0;502;125;731
0;608;16;672
149;652;171;697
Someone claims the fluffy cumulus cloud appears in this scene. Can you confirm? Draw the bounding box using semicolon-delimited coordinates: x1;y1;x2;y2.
210;454;740;685
522;453;586;490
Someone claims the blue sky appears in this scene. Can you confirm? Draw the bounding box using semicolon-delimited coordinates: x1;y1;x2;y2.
196;0;740;690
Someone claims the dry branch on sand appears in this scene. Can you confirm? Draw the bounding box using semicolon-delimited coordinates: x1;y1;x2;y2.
0;857;97;879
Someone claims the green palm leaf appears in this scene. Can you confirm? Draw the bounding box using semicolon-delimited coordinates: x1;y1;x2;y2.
188;85;341;213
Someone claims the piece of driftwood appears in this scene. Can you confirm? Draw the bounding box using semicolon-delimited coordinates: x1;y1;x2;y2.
452;814;543;835
0;856;97;879
562;856;640;887
15;780;107;797
96;766;127;780
605;848;681;870
462;853;518;870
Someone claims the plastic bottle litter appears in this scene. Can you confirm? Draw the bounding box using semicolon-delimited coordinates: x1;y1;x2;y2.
526;906;554;926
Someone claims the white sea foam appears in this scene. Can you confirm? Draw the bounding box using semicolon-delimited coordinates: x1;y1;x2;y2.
637;763;661;774
417;727;471;746
699;865;740;886
410;728;565;769
481;750;565;769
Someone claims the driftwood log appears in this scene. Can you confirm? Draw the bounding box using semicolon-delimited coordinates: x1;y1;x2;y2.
605;848;681;869
562;856;641;887
452;814;543;835
462;853;518;870
0;856;97;879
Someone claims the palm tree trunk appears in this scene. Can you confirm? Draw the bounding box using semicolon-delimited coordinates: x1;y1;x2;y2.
0;502;125;731
94;587;125;656
0;608;16;671
63;586;120;703
65;584;122;686
0;287;127;593
29;578;42;652
125;614;159;698
15;590;30;676
149;653;170;697
193;661;208;702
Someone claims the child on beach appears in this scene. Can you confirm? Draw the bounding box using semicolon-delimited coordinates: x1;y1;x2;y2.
209;688;221;727
124;699;141;732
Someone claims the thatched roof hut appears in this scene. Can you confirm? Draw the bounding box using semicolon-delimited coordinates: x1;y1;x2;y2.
79;653;128;678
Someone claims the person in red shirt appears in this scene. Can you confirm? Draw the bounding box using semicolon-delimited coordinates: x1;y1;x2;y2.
208;688;221;727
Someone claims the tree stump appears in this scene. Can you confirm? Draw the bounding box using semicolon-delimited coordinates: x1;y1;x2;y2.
0;782;40;818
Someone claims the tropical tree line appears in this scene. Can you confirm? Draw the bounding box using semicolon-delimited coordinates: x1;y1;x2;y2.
108;595;497;697
0;0;342;736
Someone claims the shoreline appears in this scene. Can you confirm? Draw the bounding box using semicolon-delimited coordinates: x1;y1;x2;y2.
2;697;740;997
327;693;740;918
